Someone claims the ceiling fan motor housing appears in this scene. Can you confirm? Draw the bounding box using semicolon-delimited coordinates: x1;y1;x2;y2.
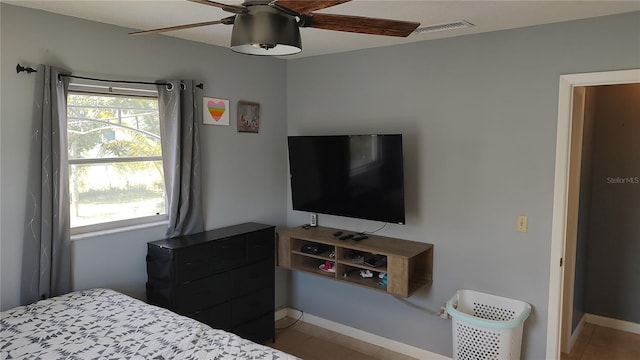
231;5;302;55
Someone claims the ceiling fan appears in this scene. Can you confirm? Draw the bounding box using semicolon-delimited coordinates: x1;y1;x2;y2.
129;0;420;56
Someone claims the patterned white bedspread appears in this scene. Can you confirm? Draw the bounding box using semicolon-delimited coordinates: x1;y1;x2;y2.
0;288;298;360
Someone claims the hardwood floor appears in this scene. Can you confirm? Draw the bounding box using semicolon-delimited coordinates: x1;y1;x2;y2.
268;318;640;360
267;317;418;360
561;323;640;360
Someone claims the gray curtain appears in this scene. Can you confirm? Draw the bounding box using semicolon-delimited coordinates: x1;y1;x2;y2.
157;80;204;238
21;65;71;304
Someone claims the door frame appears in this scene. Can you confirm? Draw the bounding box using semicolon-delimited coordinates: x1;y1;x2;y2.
546;69;640;359
560;85;587;354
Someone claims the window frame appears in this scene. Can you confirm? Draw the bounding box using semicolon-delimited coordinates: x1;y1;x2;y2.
66;80;167;235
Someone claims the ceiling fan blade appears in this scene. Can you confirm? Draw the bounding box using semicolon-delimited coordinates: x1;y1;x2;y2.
303;13;419;37
272;0;351;15
187;0;247;14
128;16;234;35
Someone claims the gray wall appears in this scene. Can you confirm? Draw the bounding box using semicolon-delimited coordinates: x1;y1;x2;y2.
585;83;640;323
286;11;640;359
1;4;288;310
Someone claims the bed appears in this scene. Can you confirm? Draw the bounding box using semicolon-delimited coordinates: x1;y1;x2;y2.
0;288;298;359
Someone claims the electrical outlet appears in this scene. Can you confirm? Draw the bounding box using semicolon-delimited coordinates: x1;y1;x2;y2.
516;215;528;233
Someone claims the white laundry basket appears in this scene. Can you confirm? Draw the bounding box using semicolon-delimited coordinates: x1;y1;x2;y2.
446;290;531;360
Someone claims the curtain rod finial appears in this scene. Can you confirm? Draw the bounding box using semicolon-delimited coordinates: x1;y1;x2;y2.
17;64;37;74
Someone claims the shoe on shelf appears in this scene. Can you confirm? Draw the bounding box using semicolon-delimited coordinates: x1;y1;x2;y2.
319;260;335;273
360;269;373;278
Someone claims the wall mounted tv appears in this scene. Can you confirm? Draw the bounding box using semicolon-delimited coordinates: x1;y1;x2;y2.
287;134;405;224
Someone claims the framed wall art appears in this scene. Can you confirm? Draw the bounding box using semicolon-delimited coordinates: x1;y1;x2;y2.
237;100;260;133
203;97;229;126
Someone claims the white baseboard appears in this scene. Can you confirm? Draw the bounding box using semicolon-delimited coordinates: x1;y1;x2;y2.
279;308;450;360
275;308;288;321
585;313;640;334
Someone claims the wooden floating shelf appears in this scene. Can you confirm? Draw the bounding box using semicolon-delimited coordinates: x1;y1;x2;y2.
277;226;433;298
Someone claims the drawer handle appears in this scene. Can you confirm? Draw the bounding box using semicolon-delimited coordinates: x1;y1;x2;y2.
185;261;209;266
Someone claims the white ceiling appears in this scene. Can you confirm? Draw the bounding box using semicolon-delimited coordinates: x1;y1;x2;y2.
5;0;640;58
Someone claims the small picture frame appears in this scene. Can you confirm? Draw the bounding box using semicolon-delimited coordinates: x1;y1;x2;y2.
203;97;229;126
237;100;260;133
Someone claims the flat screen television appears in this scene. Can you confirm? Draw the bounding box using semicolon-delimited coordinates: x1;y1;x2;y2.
287;134;405;224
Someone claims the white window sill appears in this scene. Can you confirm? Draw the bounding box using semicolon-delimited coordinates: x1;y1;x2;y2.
70;220;168;241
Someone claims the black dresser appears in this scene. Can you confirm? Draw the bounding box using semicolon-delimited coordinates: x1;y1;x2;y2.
146;222;275;343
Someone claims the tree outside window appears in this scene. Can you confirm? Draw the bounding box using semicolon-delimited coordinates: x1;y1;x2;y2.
67;93;166;230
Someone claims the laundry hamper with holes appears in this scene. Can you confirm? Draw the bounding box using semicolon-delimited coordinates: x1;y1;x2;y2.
446;290;531;360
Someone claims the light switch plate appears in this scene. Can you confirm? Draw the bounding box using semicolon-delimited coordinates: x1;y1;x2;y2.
517;215;528;233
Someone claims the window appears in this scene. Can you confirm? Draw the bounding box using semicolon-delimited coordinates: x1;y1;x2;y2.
66;84;166;233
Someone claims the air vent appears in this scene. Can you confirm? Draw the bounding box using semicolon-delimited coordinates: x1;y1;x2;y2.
414;20;474;34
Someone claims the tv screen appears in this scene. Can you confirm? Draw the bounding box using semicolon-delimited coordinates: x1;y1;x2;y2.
287;134;405;224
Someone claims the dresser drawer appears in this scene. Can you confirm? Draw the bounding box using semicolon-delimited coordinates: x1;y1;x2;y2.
173;242;216;283
146;279;172;308
174;272;231;313
231;258;274;298
146;245;174;282
172;236;247;283
231;287;274;327
247;229;275;263
189;301;231;331
176;242;215;263
211;236;246;272
232;312;274;343
146;255;172;282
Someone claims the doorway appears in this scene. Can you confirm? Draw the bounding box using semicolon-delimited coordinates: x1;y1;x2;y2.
546;69;640;359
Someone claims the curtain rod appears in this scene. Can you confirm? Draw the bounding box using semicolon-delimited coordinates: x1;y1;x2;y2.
16;64;203;89
58;74;204;90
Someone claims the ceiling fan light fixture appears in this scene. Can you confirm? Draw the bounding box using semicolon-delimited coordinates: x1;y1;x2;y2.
231;6;301;56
